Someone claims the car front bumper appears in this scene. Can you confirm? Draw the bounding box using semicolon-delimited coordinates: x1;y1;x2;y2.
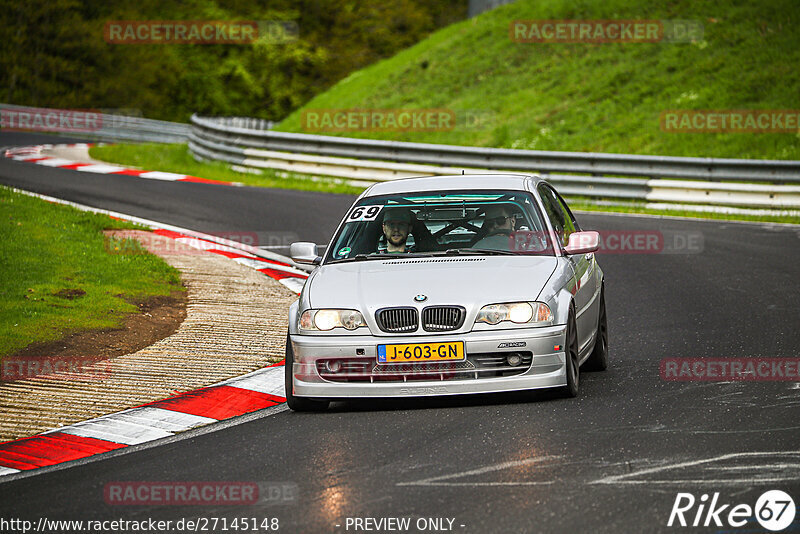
289;325;567;398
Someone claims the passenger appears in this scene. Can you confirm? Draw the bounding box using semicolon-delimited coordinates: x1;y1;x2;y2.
473;204;516;250
380;207;414;253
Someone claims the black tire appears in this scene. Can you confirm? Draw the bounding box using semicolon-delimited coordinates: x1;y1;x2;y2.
583;287;608;372
284;333;330;412
562;308;580;398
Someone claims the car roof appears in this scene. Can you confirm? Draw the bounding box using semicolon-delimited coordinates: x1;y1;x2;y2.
362;174;543;198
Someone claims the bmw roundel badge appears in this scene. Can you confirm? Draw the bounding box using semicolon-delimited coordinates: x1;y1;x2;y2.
414;294;428;302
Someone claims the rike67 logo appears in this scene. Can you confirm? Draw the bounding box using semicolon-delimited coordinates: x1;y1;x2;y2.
668;490;796;531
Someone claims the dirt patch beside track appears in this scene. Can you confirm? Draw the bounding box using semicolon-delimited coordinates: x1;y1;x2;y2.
0;231;297;442
6;291;187;366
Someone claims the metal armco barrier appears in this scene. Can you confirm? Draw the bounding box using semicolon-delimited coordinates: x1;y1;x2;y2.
189;114;800;212
1;103;189;144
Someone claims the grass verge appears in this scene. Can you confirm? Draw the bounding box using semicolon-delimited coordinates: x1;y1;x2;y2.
89;143;366;195
276;0;800;160
0;187;184;358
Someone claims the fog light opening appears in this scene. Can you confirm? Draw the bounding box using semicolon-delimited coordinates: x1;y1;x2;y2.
326;360;343;373
506;353;523;367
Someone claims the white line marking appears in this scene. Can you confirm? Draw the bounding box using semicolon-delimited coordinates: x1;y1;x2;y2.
397;456;561;487
590;477;800;486
59;418;173;445
225;366;285;397
232;256;283;269
40;407;216;436
232;257;308;276
279;277;306;294
35;158;74;167
706;463;800;471
407;481;556;486
109;407;217;432
649;425;800;435
138;171;186;181
590;451;800;486
74;164;127;174
0;466;21;476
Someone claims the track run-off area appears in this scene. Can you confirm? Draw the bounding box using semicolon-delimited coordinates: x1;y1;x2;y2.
1;132;799;533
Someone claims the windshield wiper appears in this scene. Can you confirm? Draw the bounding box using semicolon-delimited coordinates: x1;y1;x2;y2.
330;252;436;263
330;254;387;263
442;248;518;256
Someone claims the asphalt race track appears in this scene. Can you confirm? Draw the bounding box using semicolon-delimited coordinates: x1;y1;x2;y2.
1;133;799;533
0;132;355;247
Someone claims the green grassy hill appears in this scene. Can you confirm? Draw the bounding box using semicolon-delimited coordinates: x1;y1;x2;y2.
276;0;800;160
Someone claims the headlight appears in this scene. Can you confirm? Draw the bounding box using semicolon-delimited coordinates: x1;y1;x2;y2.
299;309;366;331
475;302;552;326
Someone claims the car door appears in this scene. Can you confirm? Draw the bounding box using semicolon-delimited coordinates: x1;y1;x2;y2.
537;184;598;354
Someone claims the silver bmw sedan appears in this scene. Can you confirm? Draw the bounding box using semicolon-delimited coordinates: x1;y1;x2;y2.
286;174;607;411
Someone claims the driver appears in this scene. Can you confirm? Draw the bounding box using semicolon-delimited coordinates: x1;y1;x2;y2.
380;207;414;253
473;204;516;250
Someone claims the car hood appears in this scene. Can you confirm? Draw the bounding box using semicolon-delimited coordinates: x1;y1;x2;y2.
307;255;558;310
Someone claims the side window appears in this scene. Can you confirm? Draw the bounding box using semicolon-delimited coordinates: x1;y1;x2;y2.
551;188;579;237
538;185;575;248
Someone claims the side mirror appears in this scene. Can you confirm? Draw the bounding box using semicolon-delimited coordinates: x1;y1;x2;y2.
290;242;321;265
564;231;600;255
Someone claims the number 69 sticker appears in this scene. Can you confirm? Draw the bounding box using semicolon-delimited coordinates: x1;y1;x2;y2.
348;205;383;222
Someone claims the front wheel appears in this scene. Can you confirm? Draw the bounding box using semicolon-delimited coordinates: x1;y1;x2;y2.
284;333;330;412
562;309;580;398
583;287;608;372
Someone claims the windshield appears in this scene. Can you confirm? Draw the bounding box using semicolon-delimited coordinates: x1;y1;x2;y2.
325;189;555;263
